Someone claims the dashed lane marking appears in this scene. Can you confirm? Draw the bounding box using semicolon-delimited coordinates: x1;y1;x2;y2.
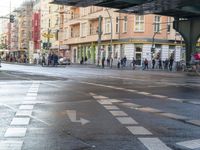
93;96;108;99
15;111;32;117
97;100;112;105
186;120;200;127
0;140;23;150
26;93;38;97
19;105;34;110
151;94;167;99
85;81;200;107
138;138;172;150
10;118;30;126
159;113;188;121
121;102;141;108
137;107;163;113
104;105;120;110
24;97;37;100
127;126;152;135
109;111;128;117
176;139;200;149
4;128;27;137
116;117;138;125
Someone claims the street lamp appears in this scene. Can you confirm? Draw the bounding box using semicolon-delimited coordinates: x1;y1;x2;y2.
105;8;113;58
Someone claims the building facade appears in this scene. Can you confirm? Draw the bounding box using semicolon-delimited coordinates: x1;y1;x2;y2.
57;6;183;66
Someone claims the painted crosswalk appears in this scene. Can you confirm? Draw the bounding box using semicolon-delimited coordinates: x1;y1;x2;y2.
139;138;172;150
177;139;200;149
91;93;173;150
1;81;40;150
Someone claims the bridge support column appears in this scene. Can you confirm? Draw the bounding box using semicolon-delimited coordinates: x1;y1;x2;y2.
173;17;200;65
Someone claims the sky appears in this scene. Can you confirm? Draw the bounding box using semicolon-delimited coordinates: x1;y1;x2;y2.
0;0;24;16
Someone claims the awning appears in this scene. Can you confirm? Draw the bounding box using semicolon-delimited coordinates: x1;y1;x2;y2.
59;45;69;50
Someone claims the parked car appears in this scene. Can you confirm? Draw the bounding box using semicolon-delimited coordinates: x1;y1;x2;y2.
58;57;71;65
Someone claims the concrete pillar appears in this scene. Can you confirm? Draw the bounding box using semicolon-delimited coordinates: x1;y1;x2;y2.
173;17;200;65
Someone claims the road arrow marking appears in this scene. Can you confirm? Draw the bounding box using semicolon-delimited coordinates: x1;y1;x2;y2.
66;110;90;125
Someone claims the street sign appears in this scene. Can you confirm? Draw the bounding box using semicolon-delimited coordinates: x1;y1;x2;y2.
42;33;54;38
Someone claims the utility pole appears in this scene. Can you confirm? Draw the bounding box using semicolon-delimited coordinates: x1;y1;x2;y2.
97;15;102;66
106;8;113;57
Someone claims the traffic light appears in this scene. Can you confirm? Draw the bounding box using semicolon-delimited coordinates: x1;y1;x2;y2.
10;15;15;23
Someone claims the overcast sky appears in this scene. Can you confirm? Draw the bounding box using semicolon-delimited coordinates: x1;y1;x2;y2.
0;0;24;16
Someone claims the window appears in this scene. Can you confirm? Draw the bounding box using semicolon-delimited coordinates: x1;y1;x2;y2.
167;17;171;33
81;23;87;37
116;17;119;33
105;18;111;33
135;15;144;32
154;16;161;32
123;16;127;32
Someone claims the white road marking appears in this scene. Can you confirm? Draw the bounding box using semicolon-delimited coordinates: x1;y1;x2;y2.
151;94;167;99
127;126;152;135
19;105;34;110
176;139;200;149
89;93;96;96
186;120;200;126
22;101;38;105
159;113;188;120
104;105;120;110
93;96;108;99
16;111;32;117
136;92;151;95
109;111;128;116
138;138;172;150
24;97;37;100
106;99;123;103
0;140;23;150
10;118;30;126
116;117;138;125
122;103;141;108
138;107;162;113
26;93;37;97
168;98;183;102
97;100;112;105
4;128;27;137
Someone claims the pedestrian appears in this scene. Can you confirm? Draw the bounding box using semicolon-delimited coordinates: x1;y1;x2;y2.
158;58;162;69
132;57;136;70
41;54;46;67
107;57;110;67
169;57;174;71
143;58;148;70
117;57;121;69
102;56;105;68
152;59;155;69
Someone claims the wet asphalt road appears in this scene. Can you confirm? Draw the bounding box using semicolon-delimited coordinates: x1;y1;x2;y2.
0;63;200;150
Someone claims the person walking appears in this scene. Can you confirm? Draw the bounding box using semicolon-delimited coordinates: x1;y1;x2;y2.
102;56;105;68
143;58;148;70
169;57;174;71
132;57;136;70
117;57;121;69
152;59;155;69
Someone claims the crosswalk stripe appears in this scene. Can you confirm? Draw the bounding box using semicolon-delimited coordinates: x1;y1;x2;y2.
0;140;23;150
138;138;172;150
127;126;152;135
116;117;138;125
176;139;200;149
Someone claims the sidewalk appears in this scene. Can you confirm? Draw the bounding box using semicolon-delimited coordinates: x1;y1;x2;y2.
2;61;200;76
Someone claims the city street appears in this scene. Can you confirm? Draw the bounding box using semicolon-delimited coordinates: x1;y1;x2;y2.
0;63;200;150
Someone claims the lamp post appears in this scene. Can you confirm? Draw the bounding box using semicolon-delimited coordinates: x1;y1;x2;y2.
105;8;113;57
97;15;102;66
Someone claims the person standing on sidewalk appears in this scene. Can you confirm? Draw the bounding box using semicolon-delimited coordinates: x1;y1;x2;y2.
102;56;105;68
143;58;148;70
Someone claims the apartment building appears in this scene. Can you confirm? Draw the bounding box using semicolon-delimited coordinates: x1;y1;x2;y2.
58;6;183;66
